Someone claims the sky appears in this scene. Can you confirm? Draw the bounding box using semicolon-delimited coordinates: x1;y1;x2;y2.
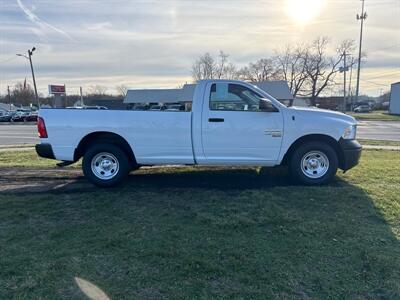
0;0;399;97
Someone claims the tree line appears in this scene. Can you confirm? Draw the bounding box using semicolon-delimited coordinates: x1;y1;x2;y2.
192;37;358;106
0;83;127;108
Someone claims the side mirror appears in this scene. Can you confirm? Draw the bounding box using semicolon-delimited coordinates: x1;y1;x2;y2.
259;99;277;112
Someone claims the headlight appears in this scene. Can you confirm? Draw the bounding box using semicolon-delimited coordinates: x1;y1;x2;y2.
342;125;357;140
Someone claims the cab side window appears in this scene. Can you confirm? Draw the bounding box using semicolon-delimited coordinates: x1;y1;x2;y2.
209;83;263;111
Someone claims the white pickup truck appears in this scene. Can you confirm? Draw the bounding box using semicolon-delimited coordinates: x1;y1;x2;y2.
36;79;362;187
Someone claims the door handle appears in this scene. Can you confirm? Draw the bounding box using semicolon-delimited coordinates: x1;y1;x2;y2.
208;118;224;122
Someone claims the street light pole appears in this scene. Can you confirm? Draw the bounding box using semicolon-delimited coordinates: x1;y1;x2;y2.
17;47;39;107
355;0;367;103
7;85;11;111
28;48;39;107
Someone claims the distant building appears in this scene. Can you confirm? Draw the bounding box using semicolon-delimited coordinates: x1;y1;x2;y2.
124;81;294;107
314;97;343;111
124;84;195;105
253;81;294;105
292;98;310;107
83;98;126;110
389;82;400;115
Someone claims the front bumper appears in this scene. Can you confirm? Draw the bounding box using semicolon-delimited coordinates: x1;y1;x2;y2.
339;138;362;171
35;143;55;159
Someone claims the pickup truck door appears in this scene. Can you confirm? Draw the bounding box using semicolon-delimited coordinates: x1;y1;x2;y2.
200;82;283;165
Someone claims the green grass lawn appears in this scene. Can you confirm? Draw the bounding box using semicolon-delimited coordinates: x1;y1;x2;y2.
349;110;400;121
0;149;67;168
0;150;399;299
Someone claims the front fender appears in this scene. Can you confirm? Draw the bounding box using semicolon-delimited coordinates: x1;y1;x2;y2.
278;109;355;163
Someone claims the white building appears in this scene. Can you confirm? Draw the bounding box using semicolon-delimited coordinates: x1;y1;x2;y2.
389;82;400;115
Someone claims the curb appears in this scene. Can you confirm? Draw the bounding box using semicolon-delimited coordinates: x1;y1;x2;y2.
0;147;35;152
362;145;400;151
0;144;35;149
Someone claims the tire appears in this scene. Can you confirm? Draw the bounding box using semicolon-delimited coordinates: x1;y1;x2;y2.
82;143;130;187
289;141;338;185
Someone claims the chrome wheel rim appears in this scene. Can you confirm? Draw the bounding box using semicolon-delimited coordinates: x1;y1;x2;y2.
91;152;119;180
300;151;329;179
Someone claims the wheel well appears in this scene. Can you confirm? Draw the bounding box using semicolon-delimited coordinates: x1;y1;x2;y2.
282;134;344;168
74;132;137;165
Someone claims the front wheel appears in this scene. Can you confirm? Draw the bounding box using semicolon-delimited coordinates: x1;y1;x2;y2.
82;143;130;187
290;141;338;185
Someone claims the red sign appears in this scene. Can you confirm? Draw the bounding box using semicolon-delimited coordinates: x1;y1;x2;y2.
49;85;65;94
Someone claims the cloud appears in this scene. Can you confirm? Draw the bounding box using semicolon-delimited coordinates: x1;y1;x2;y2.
85;22;113;31
16;0;75;41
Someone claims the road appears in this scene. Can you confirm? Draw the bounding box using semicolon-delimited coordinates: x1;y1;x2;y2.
0;121;399;146
357;121;400;141
0;125;38;146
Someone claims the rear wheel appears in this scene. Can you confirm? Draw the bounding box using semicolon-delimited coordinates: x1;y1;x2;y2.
82;143;130;187
290;141;338;185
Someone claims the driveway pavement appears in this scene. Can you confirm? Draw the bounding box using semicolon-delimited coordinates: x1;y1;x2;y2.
0;121;399;146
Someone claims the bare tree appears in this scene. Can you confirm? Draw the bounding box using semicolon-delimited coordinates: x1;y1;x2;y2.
215;51;238;79
116;84;128;97
192;51;238;80
216;51;228;78
12;82;35;106
192;53;216;80
239;58;280;82
89;85;108;96
303;37;356;106
274;45;309;105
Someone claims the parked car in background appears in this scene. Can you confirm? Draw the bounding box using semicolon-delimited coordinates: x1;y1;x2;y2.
24;112;38;122
83;106;108;110
166;104;185;111
354;105;371;113
131;105;150;111
11;111;30;122
0;112;12;122
149;105;166;111
66;106;108;110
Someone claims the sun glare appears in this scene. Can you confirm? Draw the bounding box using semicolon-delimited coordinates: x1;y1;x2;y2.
285;0;326;25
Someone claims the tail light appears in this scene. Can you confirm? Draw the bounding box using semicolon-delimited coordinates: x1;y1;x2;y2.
37;117;48;138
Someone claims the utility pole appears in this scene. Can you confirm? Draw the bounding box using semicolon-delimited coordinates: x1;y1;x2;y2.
348;57;354;109
80;86;84;106
17;47;39;107
343;51;347;112
340;51;349;113
355;0;367;103
7;85;11;111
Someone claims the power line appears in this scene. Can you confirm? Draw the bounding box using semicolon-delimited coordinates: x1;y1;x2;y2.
360;79;389;87
367;71;400;80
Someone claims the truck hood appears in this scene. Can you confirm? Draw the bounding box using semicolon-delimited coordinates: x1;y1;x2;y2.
289;106;357;125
